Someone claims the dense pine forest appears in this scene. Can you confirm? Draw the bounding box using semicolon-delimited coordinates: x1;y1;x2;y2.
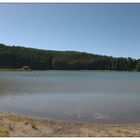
0;43;140;71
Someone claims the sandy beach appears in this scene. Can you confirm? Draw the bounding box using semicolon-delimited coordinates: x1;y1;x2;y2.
0;111;140;137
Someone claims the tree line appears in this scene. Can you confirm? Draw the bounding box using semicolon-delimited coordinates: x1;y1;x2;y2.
0;43;140;71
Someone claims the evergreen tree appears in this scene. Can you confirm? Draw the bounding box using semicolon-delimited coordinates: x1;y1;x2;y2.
0;43;139;71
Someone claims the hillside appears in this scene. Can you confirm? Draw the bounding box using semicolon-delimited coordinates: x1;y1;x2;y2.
0;43;139;71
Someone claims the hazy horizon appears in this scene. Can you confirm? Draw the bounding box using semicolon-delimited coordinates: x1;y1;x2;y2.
0;4;140;58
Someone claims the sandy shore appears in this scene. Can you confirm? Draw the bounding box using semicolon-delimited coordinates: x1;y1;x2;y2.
0;111;140;137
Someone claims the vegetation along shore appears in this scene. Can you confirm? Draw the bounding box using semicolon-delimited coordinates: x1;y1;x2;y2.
0;111;140;137
0;43;140;71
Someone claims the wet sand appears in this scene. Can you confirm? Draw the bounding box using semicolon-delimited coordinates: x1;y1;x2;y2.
0;111;140;137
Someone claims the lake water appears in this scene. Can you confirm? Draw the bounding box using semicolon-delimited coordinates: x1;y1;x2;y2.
0;71;140;123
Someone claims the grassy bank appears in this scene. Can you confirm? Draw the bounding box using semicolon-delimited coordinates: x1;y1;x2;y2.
0;112;140;137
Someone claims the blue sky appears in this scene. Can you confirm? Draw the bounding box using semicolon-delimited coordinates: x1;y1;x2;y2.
0;4;140;58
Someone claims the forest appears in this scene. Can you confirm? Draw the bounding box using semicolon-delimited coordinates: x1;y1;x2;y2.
0;43;140;71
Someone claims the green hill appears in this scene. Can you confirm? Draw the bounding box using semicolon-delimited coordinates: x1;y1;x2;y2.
0;43;139;71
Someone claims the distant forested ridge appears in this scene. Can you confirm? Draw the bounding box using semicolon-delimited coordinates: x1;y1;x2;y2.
0;43;140;71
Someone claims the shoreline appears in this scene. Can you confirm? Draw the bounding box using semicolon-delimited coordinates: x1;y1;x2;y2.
0;111;140;136
0;69;139;72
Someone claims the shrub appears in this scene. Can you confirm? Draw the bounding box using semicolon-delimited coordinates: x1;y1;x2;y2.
21;66;31;71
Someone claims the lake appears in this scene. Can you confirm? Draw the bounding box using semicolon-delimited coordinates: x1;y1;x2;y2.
0;71;140;123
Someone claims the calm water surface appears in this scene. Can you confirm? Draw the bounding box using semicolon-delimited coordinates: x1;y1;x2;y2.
0;71;140;123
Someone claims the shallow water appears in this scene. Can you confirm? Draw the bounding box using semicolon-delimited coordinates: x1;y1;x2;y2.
0;71;140;123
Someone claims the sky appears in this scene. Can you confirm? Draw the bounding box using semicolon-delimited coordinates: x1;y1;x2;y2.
0;4;140;58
